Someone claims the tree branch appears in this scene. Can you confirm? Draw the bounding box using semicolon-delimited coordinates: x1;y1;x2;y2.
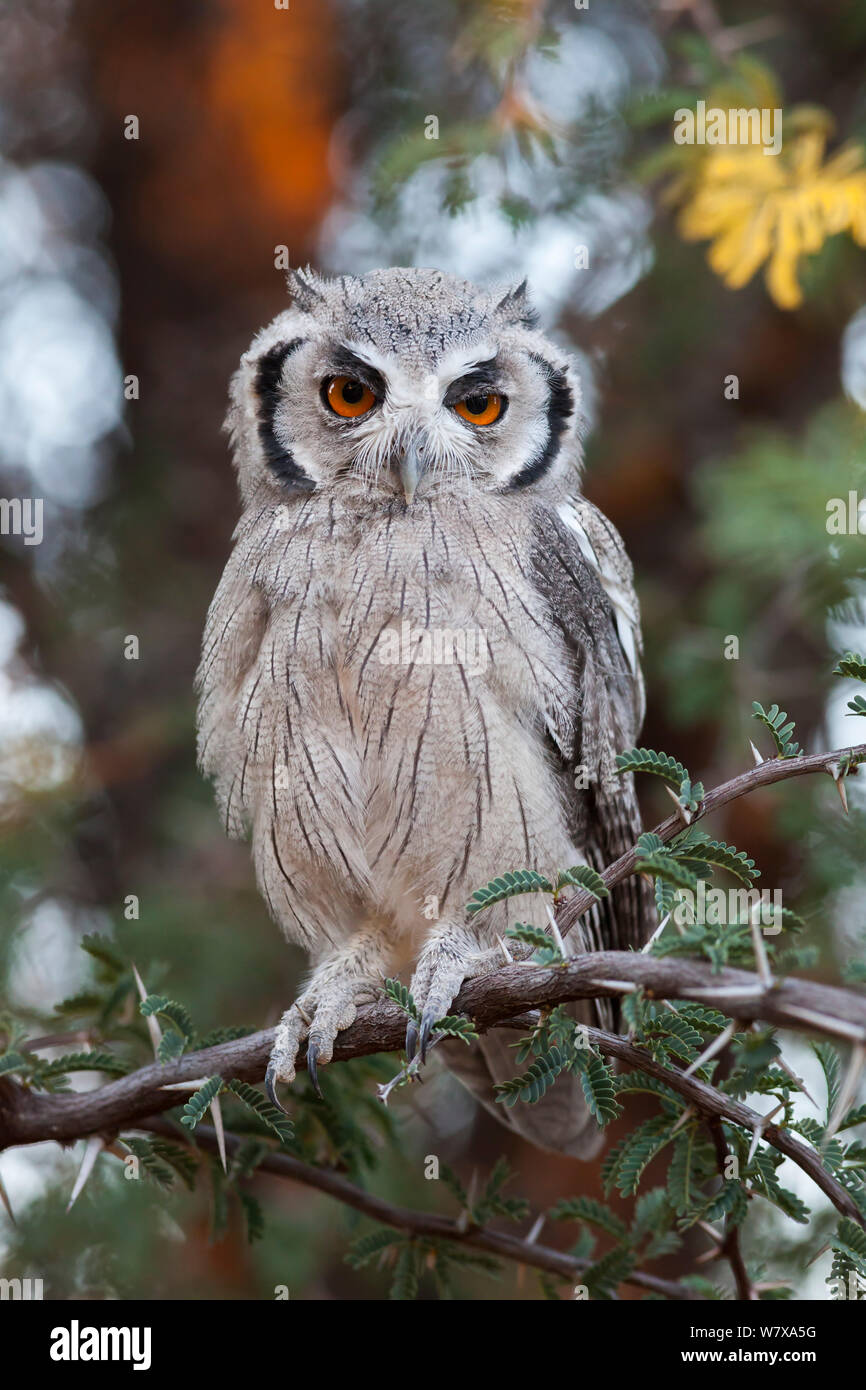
1;952;863;1225
140;1117;697;1301
1;740;864;1275
559;742;866;937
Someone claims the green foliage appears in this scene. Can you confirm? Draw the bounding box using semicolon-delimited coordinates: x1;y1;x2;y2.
225;1079;294;1143
239;1192;265;1244
428;1015;478;1044
671;831;759;885
0;1050;29;1077
179;1076;224;1130
30;1051;130;1086
465;869;553;915
615;747;690;787
828;1219;866;1296
505;921;563;965
616;747;704;809
552;1195;629;1242
571;1047;622;1125
382;978;418;1020
834;652;866;683
752;702;801;758
812;1041;841;1127
472;1158;530;1224
495;1047;568;1107
554;865;609;898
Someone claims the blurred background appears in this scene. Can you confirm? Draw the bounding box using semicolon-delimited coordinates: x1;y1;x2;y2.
1;0;866;1299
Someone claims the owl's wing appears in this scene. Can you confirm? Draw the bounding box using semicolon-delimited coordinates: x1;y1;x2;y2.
530;498;653;962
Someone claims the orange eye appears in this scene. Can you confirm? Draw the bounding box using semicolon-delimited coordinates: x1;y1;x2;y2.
326;376;377;418
454;392;503;426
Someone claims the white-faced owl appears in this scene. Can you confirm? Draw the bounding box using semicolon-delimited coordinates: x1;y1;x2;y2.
196;267;650;1156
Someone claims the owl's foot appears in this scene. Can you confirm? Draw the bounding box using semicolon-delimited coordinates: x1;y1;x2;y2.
265;975;376;1108
406;927;487;1064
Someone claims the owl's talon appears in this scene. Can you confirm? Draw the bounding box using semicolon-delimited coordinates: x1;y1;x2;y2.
418;1010;437;1064
406;1018;419;1061
305;1040;323;1098
265;1061;290;1115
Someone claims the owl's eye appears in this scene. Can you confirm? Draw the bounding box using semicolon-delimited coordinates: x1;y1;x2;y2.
453;393;503;426
325;376;377;418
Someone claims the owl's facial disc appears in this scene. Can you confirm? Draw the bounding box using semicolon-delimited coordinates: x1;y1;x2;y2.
244;319;577;503
313;341;525;502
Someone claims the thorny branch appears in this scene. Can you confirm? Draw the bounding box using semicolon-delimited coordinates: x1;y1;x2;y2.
1;741;865;1285
141;1117;696;1301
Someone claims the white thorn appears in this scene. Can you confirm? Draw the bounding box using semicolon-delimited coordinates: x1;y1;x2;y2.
210;1093;227;1174
526;1213;546;1245
594;978;639;993
773;1052;820;1109
748;905;775;989
826;1043;866;1139
835;774;850;816
683;1018;737;1078
696;1245;721;1265
544;900;567;958
295;1002;312;1026
783;1005;866;1043
697;1219;723;1246
641;913;671;953
67;1136;105;1212
0;1166;15;1224
664;783;691;824
806;1241;832;1267
132;962;162;1058
686;984;764;1001
671;1104;696;1134
159;1077;210;1092
747;1121;765;1166
497;934;514;964
749;740;765;766
466;1166;479;1213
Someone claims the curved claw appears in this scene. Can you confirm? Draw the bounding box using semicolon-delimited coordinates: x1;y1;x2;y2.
265;1061;290;1115
305;1040;324;1099
406;1018;419;1061
418;1011;436;1064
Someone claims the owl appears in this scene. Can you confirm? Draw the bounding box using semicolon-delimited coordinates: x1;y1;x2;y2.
196;267;651;1157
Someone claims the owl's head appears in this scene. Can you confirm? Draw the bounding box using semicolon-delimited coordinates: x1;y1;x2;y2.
228;267;581;507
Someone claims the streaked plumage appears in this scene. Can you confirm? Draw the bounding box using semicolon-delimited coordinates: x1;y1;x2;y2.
196;267;651;1155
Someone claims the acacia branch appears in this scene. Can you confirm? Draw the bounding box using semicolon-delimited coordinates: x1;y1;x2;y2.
1;740;864;1261
707;1115;755;1301
559;742;866;936
1;952;864;1226
140;1117;696;1300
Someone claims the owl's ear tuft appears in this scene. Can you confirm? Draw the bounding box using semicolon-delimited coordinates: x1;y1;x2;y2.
287;265;326;313
495;279;539;330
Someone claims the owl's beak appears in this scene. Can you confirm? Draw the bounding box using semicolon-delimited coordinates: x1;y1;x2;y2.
397;444;426;505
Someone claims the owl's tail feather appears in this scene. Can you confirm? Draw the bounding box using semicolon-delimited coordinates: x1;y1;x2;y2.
439;1005;605;1160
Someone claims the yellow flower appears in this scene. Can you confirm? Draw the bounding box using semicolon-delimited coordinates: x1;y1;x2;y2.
672;123;866;309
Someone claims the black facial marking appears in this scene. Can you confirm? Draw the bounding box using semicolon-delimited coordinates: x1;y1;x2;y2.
506;352;574;490
326;345;386;398
443;355;502;406
255;338;316;491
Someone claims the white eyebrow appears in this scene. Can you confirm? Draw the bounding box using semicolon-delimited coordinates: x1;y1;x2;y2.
436;342;498;388
338;339;500;408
